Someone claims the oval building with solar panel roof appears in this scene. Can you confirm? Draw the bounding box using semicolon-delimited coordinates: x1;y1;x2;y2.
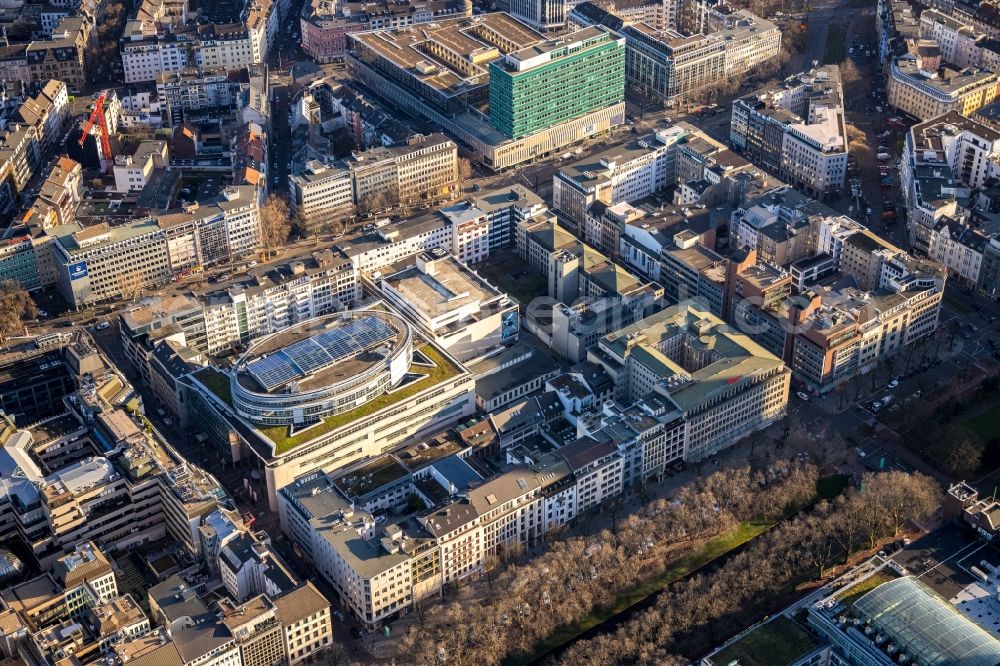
230;310;414;427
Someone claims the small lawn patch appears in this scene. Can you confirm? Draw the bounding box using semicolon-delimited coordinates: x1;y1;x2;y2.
834;569;898;610
195;367;233;406
711;615;822;666
817;474;850;501
964;403;1000;443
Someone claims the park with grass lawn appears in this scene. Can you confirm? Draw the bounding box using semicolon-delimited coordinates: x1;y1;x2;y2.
510;474;850;665
896;379;1000;479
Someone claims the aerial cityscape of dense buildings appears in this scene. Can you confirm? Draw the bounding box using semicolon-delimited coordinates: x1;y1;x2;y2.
0;0;1000;661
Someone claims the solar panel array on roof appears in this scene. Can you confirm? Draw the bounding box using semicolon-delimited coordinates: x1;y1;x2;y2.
247;316;396;391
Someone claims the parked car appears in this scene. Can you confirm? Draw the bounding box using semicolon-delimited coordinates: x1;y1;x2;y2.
96;321;111;331
350;627;364;639
333;610;345;621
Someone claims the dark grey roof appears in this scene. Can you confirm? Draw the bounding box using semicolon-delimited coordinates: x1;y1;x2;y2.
429;455;482;492
558;435;617;472
172;615;235;663
149;575;208;623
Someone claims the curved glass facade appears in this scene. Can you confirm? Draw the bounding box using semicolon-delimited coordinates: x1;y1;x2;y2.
230;311;413;426
853;576;1000;666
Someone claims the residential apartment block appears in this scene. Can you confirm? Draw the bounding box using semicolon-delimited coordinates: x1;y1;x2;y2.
277;436;629;629
155;66;268;125
156;185;262;273
122;11;275;85
26;16;90;90
886;51;1000;120
900;111;1000;252
289;134;458;232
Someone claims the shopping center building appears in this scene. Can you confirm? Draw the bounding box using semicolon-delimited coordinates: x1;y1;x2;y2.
182;308;476;510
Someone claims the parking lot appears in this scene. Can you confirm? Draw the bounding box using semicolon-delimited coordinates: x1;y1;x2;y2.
892;524;987;603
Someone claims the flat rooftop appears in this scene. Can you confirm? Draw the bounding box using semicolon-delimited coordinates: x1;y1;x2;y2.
235;311;409;394
349;13;542;96
910;110;1000;154
893;57;999;94
475;351;559;402
382;253;503;320
707;615;822;666
500;26;611;70
333;456;410;498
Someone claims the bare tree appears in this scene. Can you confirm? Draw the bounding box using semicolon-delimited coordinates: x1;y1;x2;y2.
457;157;473;181
840;58;862;97
0;281;37;339
117;271;145;302
938;426;983;477
357;186;399;218
259;194;292;258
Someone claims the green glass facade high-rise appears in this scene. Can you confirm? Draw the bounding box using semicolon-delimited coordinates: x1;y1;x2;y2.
489;26;625;140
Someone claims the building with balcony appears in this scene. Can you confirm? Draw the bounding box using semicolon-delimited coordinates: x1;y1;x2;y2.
886;52;1000;120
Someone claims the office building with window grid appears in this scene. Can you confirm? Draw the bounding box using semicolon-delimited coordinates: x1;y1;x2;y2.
489;26;625;140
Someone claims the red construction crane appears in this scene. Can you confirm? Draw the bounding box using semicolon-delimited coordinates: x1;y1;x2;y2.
79;91;113;172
